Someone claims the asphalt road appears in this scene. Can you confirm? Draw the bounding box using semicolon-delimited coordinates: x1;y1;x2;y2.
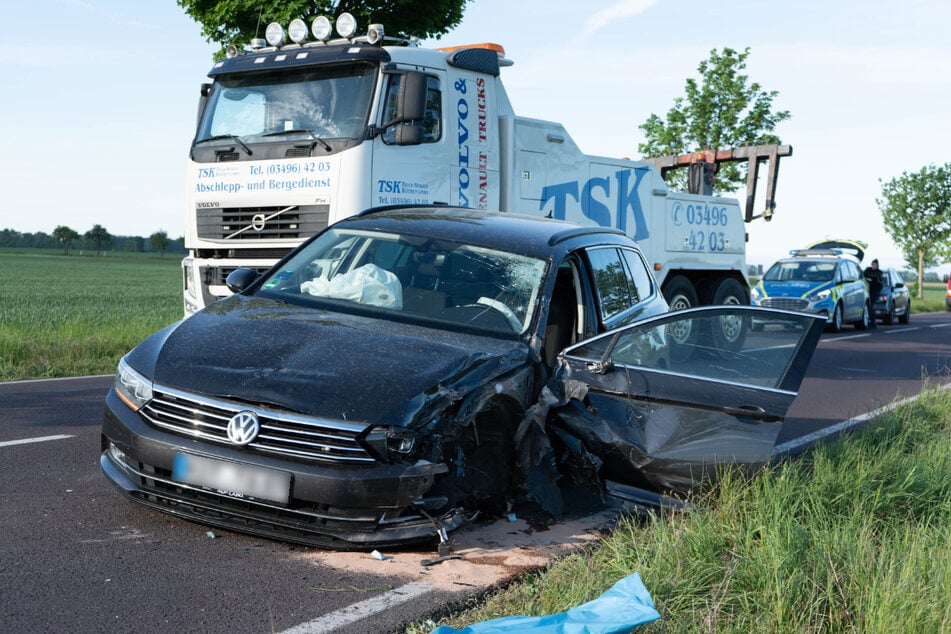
2;310;950;633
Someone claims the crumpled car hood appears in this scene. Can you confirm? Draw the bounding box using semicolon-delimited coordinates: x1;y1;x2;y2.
127;295;528;427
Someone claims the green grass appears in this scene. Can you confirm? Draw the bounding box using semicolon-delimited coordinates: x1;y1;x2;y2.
418;386;951;633
907;281;948;313
0;252;181;380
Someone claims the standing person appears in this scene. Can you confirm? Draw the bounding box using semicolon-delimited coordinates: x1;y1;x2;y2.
864;258;883;328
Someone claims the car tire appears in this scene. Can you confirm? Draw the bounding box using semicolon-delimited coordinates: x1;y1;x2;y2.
854;302;870;330
883;301;894;325
829;303;843;333
898;301;910;324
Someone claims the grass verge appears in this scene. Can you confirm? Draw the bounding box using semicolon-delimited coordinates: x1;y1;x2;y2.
0;252;181;380
414;386;951;632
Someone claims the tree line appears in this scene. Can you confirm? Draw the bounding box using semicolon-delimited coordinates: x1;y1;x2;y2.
0;225;186;257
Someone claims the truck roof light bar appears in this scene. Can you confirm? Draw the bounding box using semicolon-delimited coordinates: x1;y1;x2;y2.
311;16;332;41
265;23;285;47
336;12;357;39
288;19;308;44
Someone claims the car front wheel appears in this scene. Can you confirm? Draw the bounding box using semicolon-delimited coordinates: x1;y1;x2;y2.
898;300;910;324
829;303;843;333
883;301;894;325
854;302;870;330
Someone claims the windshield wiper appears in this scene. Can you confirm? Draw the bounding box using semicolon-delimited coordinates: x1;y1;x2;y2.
262;129;332;152
195;134;253;156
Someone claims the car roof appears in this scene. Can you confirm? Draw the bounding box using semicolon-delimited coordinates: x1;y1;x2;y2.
341;206;631;259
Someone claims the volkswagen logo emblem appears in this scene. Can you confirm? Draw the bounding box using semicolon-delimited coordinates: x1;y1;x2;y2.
251;213;267;231
226;411;260;446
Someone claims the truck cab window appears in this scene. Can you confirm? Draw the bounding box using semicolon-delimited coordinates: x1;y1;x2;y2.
381;74;442;145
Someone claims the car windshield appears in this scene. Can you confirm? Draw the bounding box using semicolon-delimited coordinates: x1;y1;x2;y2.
764;260;835;283
196;63;377;142
256;226;548;336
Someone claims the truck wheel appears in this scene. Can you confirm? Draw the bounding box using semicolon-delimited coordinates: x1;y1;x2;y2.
663;276;698;311
710;279;749;351
663;276;699;360
712;278;749;306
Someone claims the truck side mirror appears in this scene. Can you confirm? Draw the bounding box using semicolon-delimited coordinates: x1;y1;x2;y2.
392;72;427;146
397;71;427;122
197;83;213;127
395;123;422;145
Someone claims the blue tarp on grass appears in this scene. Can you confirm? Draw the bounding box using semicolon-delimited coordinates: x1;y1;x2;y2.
430;572;661;633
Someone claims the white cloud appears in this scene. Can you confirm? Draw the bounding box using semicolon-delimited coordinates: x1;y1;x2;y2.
574;0;663;43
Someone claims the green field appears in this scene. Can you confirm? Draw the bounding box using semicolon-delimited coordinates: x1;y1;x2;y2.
0;252;182;381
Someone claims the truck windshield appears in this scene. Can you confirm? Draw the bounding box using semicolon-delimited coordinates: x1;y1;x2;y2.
196;62;377;143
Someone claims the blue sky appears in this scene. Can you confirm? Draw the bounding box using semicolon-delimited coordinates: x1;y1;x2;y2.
4;0;950;272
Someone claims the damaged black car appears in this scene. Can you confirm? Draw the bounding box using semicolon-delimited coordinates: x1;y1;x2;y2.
101;207;824;549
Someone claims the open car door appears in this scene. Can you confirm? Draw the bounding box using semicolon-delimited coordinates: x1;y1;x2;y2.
547;306;825;498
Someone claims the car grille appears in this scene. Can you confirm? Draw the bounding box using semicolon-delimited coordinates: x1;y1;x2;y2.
761;297;809;311
197;204;329;240
141;386;374;464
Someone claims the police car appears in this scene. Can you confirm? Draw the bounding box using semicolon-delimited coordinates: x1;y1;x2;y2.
751;239;872;332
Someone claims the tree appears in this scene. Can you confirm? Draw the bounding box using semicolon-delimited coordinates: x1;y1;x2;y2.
638;47;790;192
52;225;80;256
877;163;951;299
177;0;470;58
149;230;170;257
84;224;112;256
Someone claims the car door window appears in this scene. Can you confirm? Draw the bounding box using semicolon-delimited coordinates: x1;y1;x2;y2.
565;306;824;392
620;248;653;302
586;247;653;325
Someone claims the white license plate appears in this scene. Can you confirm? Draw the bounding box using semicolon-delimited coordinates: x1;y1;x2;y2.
172;452;291;505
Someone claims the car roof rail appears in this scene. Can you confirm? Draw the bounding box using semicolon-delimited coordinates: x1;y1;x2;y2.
353;203;451;218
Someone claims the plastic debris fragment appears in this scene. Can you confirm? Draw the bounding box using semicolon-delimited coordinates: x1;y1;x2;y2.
428;572;660;633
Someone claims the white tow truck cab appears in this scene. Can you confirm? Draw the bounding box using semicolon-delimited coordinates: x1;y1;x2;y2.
183;13;790;316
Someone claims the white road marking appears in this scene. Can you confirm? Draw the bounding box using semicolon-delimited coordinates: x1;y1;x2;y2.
776;382;951;455
279;581;434;634
884;327;919;334
0;434;75;448
820;333;871;343
931;322;951;328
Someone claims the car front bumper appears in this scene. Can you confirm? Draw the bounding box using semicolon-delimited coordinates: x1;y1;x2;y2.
101;389;463;549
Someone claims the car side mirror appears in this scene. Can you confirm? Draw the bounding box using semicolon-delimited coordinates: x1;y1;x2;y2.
225;268;259;293
895;282;904;288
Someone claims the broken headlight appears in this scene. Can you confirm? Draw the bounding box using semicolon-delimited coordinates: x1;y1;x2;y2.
359;426;418;463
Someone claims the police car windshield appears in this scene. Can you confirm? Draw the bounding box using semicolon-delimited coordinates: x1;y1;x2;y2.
196;63;376;142
765;260;835;283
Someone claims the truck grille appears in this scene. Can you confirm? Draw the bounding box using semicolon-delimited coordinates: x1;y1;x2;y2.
760;297;809;311
141;386;374;464
197;204;329;240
